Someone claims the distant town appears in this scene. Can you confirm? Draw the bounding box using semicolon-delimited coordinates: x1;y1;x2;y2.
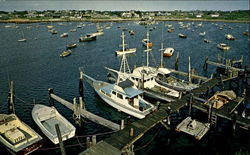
0;10;249;23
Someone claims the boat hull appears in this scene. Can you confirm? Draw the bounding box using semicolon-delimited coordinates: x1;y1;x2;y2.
32;104;76;144
115;48;136;55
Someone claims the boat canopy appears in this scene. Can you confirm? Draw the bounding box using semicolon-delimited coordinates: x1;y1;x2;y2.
124;87;144;98
118;79;134;89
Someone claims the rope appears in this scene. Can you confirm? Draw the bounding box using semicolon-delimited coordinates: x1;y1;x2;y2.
76;133;85;148
14;95;36;106
37;142;87;151
134;125;162;152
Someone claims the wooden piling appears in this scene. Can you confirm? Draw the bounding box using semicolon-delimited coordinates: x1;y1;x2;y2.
129;128;134;137
189;95;193;116
86;137;91;148
203;56;208;71
120;120;125;130
92;135;97;146
48;88;54;106
55;124;66;155
175;52;179;71
79;71;84;97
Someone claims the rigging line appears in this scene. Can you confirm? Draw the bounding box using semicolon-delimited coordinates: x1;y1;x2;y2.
37;142;87;151
74;130;116;138
76;133;85;148
134;125;162;152
14;95;35;106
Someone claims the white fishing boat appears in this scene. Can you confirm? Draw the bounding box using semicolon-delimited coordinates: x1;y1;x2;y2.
225;34;235;40
32;104;76;144
217;43;230;50
17;29;26;42
163;48;174;57
115;32;136;55
83;73;157;119
0;114;42;154
178;33;187;38
199;32;206;36
60;33;68;38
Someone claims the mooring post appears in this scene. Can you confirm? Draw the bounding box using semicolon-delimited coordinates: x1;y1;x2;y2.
48;88;54;106
175;52;179;71
129;128;134;137
79;96;85;110
55;124;66;155
79;71;84;98
189;94;193;116
86;137;91;148
203;56;208;71
120;120;125;130
208;101;213;123
232;111;238;136
8;81;15;114
92;135;96;146
220;74;225;90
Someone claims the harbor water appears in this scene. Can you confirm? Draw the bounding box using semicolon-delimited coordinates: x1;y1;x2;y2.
0;21;249;154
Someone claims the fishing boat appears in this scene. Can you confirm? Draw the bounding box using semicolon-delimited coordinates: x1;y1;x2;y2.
129;30;135;35
79;34;96;42
17;29;26;42
91;31;104;36
83;73;157;119
115;32;136;55
60;50;72;57
66;43;77;49
32;104;76;144
199;32;206;36
50;29;58;34
243;31;249;36
69;29;77;32
0;114;43;154
142;32;153;48
217;43;230;50
60;33;68;38
203;39;211;43
163;48;174;57
204;90;236;109
179;33;187;38
225;34;235;40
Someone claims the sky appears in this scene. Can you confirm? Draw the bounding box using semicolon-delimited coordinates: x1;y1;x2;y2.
0;1;249;11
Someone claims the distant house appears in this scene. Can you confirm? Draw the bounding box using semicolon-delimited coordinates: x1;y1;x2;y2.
196;14;202;18
121;12;132;18
211;14;220;18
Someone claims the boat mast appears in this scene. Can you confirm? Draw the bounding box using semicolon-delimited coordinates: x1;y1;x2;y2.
144;31;152;68
122;32;125;52
160;26;164;68
188;56;192;84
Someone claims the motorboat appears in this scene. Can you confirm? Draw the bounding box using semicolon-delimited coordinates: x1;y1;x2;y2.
83;73;157;119
60;33;68;38
199;32;206;36
204;90;236;109
163;48;174;57
217;43;230;50
203;39;211;43
79;34;96;42
225;34;235;40
179;33;187;38
66;43;77;49
60;50;72;57
0;114;42;154
115;32;136;55
32;104;76;144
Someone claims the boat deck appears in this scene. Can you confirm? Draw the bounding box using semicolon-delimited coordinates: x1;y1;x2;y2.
42;116;69;136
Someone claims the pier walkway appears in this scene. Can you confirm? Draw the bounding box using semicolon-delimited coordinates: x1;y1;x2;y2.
50;93;120;131
80;77;250;155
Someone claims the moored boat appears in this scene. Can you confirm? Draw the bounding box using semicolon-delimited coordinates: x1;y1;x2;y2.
225;34;235;40
17;38;27;42
163;48;174;57
79;34;96;42
60;50;72;57
115;32;136;55
83;74;157;119
217;43;230;50
179;33;187;38
60;33;68;38
66;43;77;49
0;114;42;155
32;104;76;144
203;39;211;43
142;32;153;48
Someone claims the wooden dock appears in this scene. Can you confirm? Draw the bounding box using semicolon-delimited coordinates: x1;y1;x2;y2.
50;93;120;131
80;76;250;155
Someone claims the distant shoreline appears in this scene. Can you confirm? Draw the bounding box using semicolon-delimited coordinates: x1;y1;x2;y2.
0;18;249;23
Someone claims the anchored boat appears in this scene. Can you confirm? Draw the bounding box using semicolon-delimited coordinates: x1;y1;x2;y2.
79;34;96;42
0;114;42;155
60;50;72;57
32;104;76;144
115;32;136;55
217;43;230;50
83;73;157;119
